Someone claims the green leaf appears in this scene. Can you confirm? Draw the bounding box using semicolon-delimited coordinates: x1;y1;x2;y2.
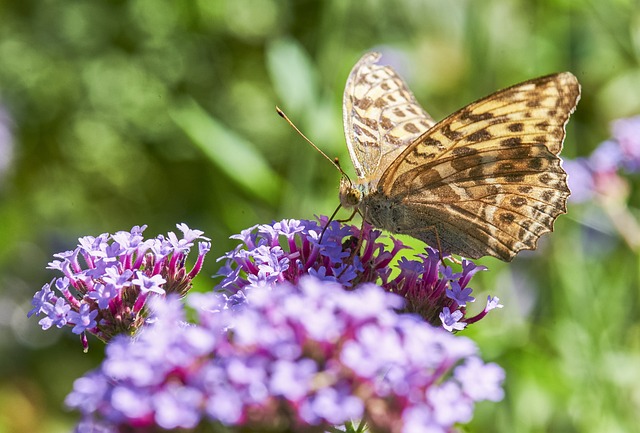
266;37;319;113
170;98;281;204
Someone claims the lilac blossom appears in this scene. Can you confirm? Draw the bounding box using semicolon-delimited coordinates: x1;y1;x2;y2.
27;224;211;351
66;277;504;433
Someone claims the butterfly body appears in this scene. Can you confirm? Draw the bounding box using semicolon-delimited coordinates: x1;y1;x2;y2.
340;52;580;261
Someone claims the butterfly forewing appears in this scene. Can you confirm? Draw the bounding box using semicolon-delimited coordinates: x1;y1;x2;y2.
343;52;436;187
368;71;580;260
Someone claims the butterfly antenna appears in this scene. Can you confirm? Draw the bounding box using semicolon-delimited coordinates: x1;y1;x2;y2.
276;106;352;183
276;106;357;249
319;203;343;243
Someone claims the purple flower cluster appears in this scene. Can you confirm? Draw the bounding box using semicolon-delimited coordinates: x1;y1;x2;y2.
387;249;502;330
565;115;640;203
66;277;505;433
27;224;210;351
217;218;501;330
216;217;401;291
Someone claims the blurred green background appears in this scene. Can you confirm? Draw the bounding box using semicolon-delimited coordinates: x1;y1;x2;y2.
1;0;639;432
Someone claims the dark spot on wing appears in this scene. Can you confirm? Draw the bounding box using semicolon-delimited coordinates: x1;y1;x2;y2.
501;137;522;147
508;123;524;132
510;196;527;207
466;129;493;142
460;110;494;122
442;124;463;140
500;212;516;223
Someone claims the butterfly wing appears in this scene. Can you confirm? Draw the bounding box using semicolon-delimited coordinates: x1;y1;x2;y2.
373;72;580;261
343;52;436;187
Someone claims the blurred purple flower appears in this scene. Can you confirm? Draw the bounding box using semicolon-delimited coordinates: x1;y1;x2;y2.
564;158;596;203
565;114;640;204
66;277;504;433
612;115;640;171
27;224;210;351
455;356;506;402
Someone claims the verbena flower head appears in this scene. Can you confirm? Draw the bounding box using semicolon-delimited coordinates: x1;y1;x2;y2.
27;224;210;351
217;217;498;330
66;277;504;433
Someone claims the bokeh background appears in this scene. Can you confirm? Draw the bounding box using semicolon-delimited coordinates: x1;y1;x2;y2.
1;0;639;432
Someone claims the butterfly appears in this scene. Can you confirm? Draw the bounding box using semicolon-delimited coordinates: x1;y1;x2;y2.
338;52;580;261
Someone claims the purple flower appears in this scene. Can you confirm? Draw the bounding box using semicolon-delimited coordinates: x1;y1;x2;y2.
590;139;623;173
440;307;466;332
612;115;640;171
564;158;596;203
485;296;504;312
427;381;473;425
86;283;118;309
564;115;640;204
299;386;364;425
66;277;504;432
218;218;495;329
68;303;99;334
455;356;506;401
29;217;504;431
132;272;166;295
73;420;115;433
216;218;399;295
447;280;475;307
103;267;133;287
27;279;55;318
153;384;203;429
176;223;208;243
269;359;317;400
38;297;71;330
111;385;153;420
28;223;210;350
64;371;110;416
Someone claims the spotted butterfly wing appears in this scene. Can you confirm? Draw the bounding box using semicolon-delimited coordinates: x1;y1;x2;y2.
341;52;580;261
342;52;436;188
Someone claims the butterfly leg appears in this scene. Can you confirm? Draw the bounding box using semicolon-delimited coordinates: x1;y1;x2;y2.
402;224;447;265
335;208;359;223
406;225;463;265
429;225;445;264
320;205;364;243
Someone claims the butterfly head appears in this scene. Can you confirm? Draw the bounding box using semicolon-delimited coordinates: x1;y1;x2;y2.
339;177;363;209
